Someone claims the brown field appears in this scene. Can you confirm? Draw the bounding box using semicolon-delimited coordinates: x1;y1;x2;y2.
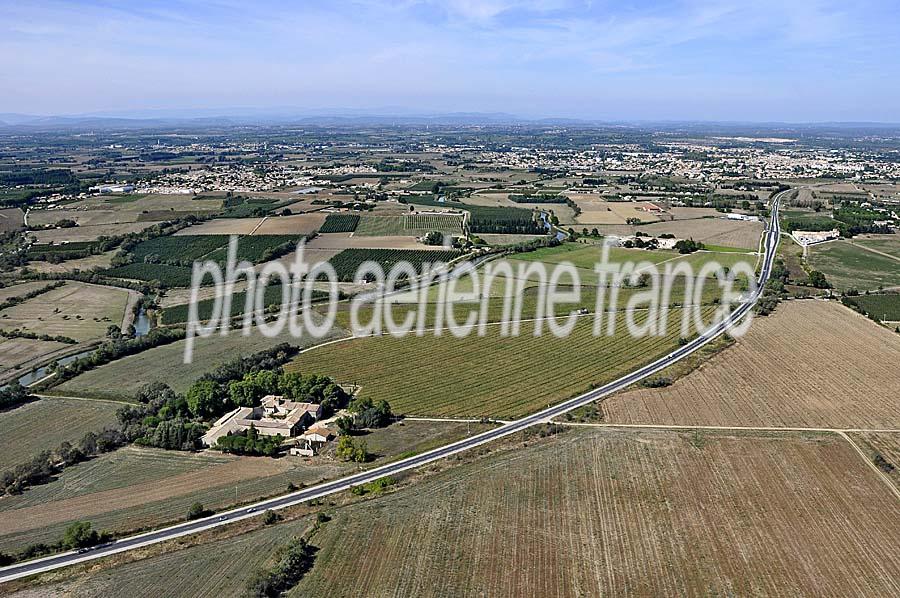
601;300;900;429
31;222;154;243
596;217;764;249
174;217;263;235
290;427;900;597
174;213;326;236
251;213;326;235
668;206;726;220
465;192;578;222
850;432;900;493
0;281;130;342
568;196;666;226
27;209;140;227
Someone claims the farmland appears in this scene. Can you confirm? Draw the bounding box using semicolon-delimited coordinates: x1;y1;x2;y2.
328;248;461;282
852;234;900;260
0;281;130;342
595;217;764;250
600;300;900;429
0;446;344;553
289;428;900;597
0;338;72;379
52;322;348;400
0;397;120;469
318;213;360;233
807;240;900;291
289;308;715;419
102;263;196;287
6;517;315;598
409;197;543;235
130;235;230;263
354;213;464;236
843;293;900;322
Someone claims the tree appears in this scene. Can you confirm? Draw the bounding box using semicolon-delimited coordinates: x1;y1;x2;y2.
62;521;100;549
188;502;209;520
186;379;219;418
808;270;831;289
106;324;121;339
336;436;368;463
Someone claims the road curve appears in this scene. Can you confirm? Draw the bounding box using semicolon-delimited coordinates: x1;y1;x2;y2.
0;192;785;584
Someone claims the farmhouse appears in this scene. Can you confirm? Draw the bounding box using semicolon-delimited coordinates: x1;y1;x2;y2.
792;229;840;246
290;425;336;457
201;395;323;447
726;213;761;222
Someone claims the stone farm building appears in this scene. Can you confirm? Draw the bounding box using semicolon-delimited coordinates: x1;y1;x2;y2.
202;395;323;447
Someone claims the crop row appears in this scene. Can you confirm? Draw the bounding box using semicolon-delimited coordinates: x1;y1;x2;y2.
328;249;460;282
318;213;360;233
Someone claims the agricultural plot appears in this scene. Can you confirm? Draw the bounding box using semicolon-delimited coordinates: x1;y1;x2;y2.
404;213;464;233
601;300;900;429
328;248;461;282
291;428;900;597
0;207;24;232
844;293;900;322
102;263;196;287
354;214;464;237
289;308;715;419
853;234;900;260
409;196;543;235
173;218;264;236
202;234;303;264
305;233;441;251
0;281;130;342
808;240;900;291
596;217;764;250
0;397;120;470
250;213;327;235
0;338;72;379
318;213;360;233
130;235;231;263
0;447;345;553
24;251;115;274
53;322;348;400
31;222;154;244
9;517;315;598
850;432;900;493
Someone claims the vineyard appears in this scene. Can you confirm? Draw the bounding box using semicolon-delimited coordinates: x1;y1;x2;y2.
404;213;464;232
131;235;230;263
409;195;545;235
843;293;900;322
103;263;196;287
318;213;360;233
130;234;304;266
602;300;900;429
162;284;333;324
293;427;900;597
289;308;714;418
353;214;464;236
328;248;461;282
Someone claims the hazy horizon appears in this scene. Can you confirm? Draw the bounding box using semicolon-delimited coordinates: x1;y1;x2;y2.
3;1;900;122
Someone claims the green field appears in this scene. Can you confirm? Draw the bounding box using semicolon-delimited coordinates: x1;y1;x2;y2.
808;241;900;291
52;323;349;401
353;214;464;237
289;307;716;419
844;294;900;322
0;397;120;469
318;213;360;233
853;236;900;260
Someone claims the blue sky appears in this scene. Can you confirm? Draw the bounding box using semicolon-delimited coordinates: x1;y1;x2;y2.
2;0;899;121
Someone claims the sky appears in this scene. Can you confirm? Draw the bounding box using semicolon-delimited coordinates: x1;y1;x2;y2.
1;0;900;122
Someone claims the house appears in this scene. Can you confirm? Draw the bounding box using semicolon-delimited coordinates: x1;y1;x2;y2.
201;395;323;447
290;425;336;457
726;213;760;222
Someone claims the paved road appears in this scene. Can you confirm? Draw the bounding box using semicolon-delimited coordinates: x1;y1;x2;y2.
0;192;785;583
